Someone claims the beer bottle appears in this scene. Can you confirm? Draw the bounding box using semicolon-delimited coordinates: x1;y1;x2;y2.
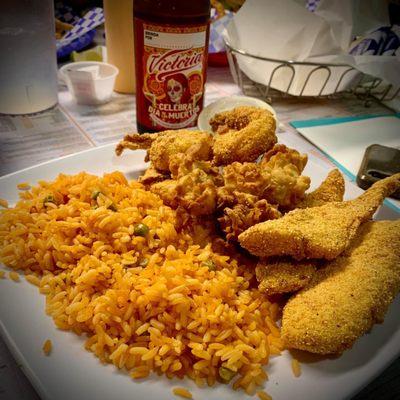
134;0;211;133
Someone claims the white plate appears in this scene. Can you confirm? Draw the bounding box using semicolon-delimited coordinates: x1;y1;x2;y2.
198;95;278;132
0;143;399;400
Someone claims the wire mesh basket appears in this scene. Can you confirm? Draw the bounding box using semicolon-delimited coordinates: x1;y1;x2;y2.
225;40;400;106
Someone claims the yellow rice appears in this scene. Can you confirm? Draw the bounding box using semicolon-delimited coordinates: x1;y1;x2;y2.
17;182;31;190
291;358;301;377
257;390;272;400
9;271;19;282
0;199;8;208
0;171;284;392
25;274;41;287
172;387;193;399
43;339;52;355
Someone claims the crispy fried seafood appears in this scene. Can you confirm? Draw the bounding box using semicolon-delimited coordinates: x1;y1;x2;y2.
239;173;400;260
298;168;345;208
256;259;317;296
110;106;399;360
218;145;310;208
116;123;310;228
255;170;345;296
218;194;281;242
282;220;400;354
217;144;310;241
116;130;213;172
210;106;277;165
150;153;222;216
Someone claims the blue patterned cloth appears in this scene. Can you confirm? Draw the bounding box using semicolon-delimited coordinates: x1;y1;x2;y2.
209;9;234;53
56;4;105;59
306;0;320;12
305;1;399;56
349;26;400;56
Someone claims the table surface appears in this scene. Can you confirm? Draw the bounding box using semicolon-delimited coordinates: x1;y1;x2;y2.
0;66;399;400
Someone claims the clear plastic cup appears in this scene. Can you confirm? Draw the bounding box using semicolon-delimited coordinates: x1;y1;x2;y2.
0;0;58;114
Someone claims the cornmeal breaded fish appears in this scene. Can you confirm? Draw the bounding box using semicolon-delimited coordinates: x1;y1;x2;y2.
239;173;400;260
281;220;400;354
256;170;344;295
297;169;345;208
256;258;317;296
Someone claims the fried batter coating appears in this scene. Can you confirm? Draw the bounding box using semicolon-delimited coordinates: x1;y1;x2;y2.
261;144;310;208
216;144;309;241
239;173;400;260
218;144;310;209
255;170;345;295
217;162;269;207
138;166;169;186
218;193;281;242
255;171;345;295
282;220;400;354
116;130;213;172
115;133;155;155
150;154;222;216
298;169;345;208
260;143;308;172
211;106;277;165
256;258;317;296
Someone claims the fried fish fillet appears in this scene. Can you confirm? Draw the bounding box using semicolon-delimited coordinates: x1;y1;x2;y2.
239;173;400;260
115;130;213;172
211;106;277;165
255;170;344;295
281;220;400;354
256;258;317;296
297;169;345;208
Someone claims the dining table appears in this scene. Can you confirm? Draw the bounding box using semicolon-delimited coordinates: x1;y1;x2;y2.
0;65;399;400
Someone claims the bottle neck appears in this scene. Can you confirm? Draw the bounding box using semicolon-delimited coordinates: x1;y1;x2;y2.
134;0;210;25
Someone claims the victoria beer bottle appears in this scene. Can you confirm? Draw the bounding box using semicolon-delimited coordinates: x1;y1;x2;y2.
134;0;211;133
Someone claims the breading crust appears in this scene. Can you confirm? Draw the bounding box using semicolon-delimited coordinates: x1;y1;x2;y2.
239;173;400;260
281;221;400;354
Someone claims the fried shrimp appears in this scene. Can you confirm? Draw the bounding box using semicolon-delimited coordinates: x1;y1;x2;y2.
211;106;277;165
239;173;400;260
138;166;169;186
116;130;213;172
282;220;400;354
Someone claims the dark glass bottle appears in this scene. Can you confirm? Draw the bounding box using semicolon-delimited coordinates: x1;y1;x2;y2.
134;0;210;133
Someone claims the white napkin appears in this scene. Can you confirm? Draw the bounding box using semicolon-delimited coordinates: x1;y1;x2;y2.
224;0;399;96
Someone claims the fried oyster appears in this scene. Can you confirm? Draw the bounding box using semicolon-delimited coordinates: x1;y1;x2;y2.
218;144;310;209
150;153;223;216
115;110;312;243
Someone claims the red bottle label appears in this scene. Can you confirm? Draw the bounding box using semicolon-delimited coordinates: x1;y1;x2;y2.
134;18;209;131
